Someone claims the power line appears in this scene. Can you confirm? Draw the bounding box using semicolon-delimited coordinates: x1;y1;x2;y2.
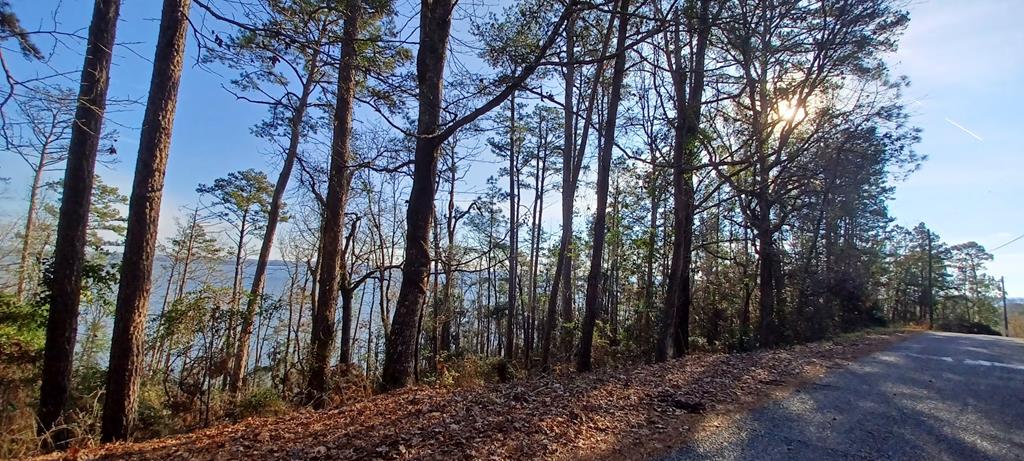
991;232;1024;252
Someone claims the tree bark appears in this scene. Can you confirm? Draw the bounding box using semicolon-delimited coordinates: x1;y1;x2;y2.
221;209;249;389
305;0;361;408
577;0;631;372
439;150;458;356
101;0;190;441
756;192;778;347
926;231;934;329
541;14;573;369
526;135;547;365
642;143;660;352
37;0;120;447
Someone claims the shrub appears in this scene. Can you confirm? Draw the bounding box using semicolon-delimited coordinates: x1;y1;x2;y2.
0;340;41;458
134;384;178;439
324;364;374;407
237;387;288;420
935;321;1002;336
440;355;518;387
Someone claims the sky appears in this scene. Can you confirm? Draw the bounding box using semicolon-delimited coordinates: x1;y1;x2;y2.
0;0;1022;295
884;0;1024;295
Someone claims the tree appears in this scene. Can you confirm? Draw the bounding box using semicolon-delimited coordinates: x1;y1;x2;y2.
101;0;191;441
0;1;42;61
487;98;526;362
3;87;76;300
148;207;225;375
381;0;574;389
305;0;365;407
715;0;909;347
655;0;714;362
541;4;618;367
196;168;273;382
37;0;121;447
577;0;631;372
948;242;997;324
522;105;561;364
198;0;339;395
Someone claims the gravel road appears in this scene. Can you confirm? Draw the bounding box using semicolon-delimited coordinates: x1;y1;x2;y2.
663;332;1024;461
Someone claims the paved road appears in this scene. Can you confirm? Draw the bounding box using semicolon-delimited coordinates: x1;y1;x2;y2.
663;332;1024;460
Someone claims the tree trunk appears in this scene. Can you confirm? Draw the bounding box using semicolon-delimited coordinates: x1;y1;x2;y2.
17;145;48;300
526;139;546;365
642;143;660;352
149;249;177;372
439;154;457;356
541;15;573;369
577;0;631;372
542;8;617;366
231;67;318;394
608;179;620;345
756;197;778;347
222;210;249;389
37;0;120;447
505;93;518;362
656;0;712;361
429;207;442;373
337;219;359;366
176;209;201;299
382;0;571;389
305;0;361;408
338;287;355;365
101;0;190;441
380;0;452;390
925;231;934;329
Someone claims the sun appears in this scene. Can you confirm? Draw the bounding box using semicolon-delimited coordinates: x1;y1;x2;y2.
776;98;807;123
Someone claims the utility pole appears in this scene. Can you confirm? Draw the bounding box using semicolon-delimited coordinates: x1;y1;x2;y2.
1001;276;1009;336
926;231;934;330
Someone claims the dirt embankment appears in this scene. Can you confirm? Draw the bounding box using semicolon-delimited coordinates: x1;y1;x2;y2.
34;330;913;461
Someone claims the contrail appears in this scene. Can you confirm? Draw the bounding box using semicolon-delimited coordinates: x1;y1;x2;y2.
944;118;984;142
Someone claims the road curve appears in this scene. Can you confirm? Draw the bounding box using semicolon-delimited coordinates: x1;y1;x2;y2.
662;332;1024;461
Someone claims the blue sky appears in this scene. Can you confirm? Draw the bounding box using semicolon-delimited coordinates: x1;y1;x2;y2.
885;0;1024;295
1;0;1022;295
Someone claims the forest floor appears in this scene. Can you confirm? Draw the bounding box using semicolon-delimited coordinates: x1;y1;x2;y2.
35;329;914;461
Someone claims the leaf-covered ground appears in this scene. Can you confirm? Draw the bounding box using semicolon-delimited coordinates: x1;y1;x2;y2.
40;330;912;461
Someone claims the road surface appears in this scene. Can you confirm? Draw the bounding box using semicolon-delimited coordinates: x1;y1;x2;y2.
663;332;1024;460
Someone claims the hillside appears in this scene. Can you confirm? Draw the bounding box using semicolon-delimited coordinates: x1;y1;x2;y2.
38;332;908;461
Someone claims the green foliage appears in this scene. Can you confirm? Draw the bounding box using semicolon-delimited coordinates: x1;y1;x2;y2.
0;292;46;350
236;387;288;419
133;384;177;439
42;176;128;251
0;337;40;458
475;0;559;71
198;169;274;219
0;1;43;59
197;169;274;237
